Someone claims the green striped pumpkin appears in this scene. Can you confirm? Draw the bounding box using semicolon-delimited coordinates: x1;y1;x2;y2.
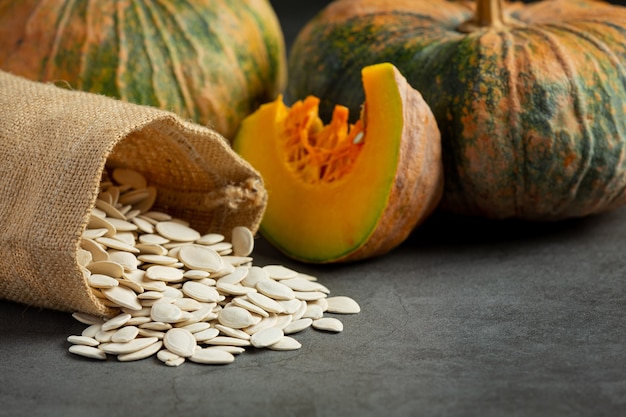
0;0;286;140
287;0;626;220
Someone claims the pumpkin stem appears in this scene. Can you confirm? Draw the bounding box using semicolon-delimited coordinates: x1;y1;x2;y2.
458;0;506;33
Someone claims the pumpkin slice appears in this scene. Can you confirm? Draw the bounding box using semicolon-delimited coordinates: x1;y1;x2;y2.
233;62;443;263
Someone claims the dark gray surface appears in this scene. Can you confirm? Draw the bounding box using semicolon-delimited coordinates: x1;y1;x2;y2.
2;2;626;416
2;209;626;417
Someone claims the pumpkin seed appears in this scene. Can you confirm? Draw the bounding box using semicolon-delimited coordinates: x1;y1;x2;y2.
190;348;235;365
231;226;254;257
178;244;223;272
214;324;252;340
155;221;201;242
194;328;220;342
67;168;360;366
312;317;343;333
267;336;302;351
81;324;102;338
283;318;313;335
145;265;184;282
69;344;107;360
262;265;298;280
87;274;119;289
86;260;125;277
112;168;148;190
100;336;159;355
256;279;295;301
101;286;142;310
117;340;163;362
163;328;197;358
150;303;183;323
100;313;132;331
250;327;283;348
218;306;255;329
195;233;224;245
182;281;221;302
325;296;361;314
67;335;100;347
111;326;139;343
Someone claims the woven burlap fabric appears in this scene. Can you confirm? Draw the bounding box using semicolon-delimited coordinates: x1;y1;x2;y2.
0;71;267;316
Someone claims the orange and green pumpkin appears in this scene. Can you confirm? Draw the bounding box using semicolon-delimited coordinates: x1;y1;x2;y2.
0;0;286;140
233;62;443;263
287;0;626;220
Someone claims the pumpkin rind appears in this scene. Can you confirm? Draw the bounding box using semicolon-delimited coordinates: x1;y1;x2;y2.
0;0;286;140
287;0;626;220
233;63;443;263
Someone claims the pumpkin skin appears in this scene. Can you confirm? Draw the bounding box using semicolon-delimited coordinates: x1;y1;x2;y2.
0;0;286;140
287;0;626;220
233;63;443;263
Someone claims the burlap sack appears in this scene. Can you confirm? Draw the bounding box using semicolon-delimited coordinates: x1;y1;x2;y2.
0;71;267;317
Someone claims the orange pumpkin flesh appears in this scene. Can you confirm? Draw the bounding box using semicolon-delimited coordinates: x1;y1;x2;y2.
233;63;443;263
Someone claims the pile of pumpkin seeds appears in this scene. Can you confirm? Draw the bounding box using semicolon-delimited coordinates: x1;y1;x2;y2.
68;168;360;366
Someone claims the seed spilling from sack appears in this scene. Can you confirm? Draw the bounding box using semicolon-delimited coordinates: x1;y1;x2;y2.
69;167;360;365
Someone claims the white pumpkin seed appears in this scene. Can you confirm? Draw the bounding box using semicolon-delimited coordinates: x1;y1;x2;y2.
88;273;119;289
218;306;255;329
267;336;302;351
139;321;172;331
96;236;139;253
163;328;197;358
190;348;235;365
177;244;223;272
177;322;211;334
138;254;179;266
250;327;284;348
70;169;360;367
216;282;254;296
246;292;285;314
312;317;343;332
208;345;246;355
231;226;254;257
67;335;100;347
81;324;102;338
111;326;139;343
241;266;269;287
204;336;251;347
101;286;142;311
137;328;166;339
214;324;251;340
262;265;298;280
100;313;132;331
68;344;107;360
139;234;170;245
150;303;183;323
231;297;269;318
302;304;324;320
117;340;163;362
193;328;220;342
283;318;313;335
256;279;295;301
325;296;361;314
155;221;201;242
182;281;221;303
99;336;159;355
195;233;224;245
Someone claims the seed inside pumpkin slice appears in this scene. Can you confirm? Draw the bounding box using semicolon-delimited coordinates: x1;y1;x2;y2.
233;62;443;263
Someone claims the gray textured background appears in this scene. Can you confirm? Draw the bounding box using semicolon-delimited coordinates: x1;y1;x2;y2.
2;2;626;416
